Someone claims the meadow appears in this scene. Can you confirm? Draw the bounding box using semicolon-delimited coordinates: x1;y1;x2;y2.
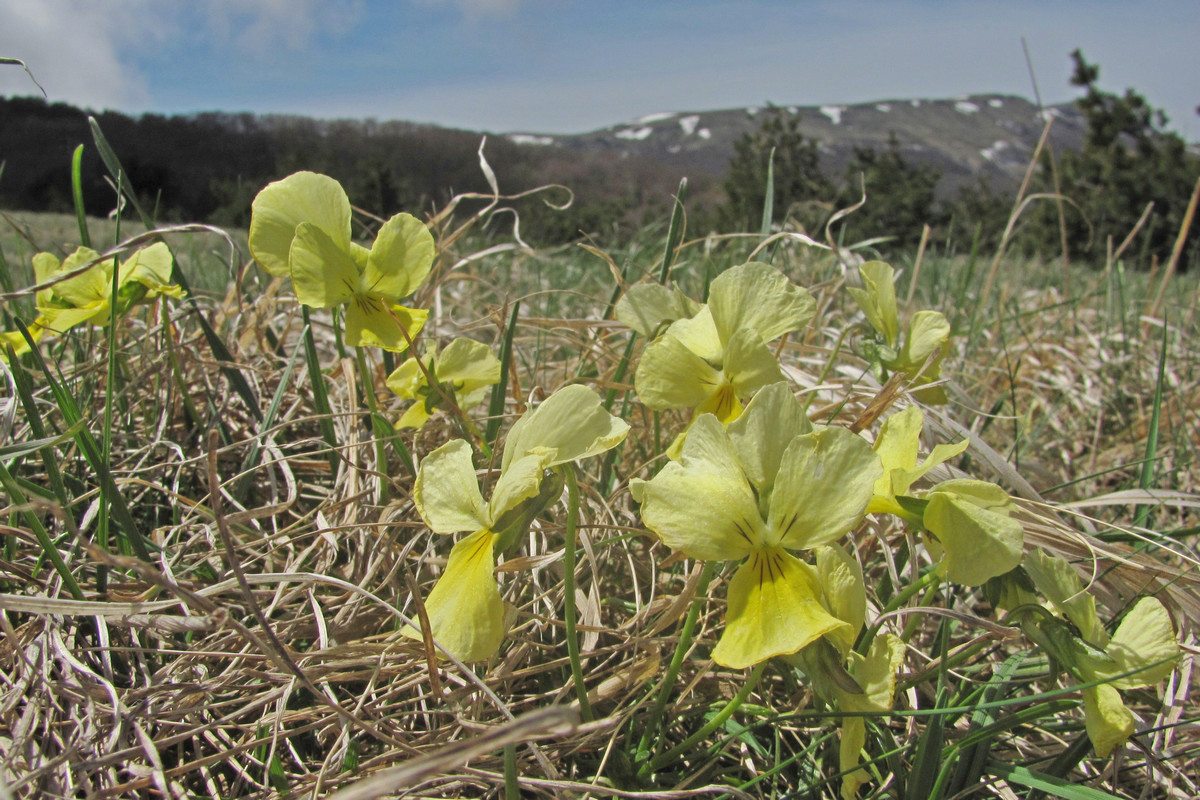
0;131;1197;800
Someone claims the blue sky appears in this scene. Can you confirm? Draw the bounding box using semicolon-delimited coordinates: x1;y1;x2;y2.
1;0;1196;138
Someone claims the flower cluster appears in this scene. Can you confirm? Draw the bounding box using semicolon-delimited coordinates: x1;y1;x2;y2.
2;243;181;359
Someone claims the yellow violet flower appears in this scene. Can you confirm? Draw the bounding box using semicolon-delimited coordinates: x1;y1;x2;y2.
867;405;969;517
633;382;882;669
866;407;1018;585
406;384;628;662
386;338;501;429
4;243;181;360
617;262;815;434
249;171;434;351
1021;549;1180;756
848;260;951;404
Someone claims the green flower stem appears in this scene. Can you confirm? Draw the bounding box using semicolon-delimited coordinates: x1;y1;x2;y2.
503;743;519;800
902;581;943;643
638;661;768;780
858;563;941;656
636;559;719;763
355;347;390;504
560;465;594;723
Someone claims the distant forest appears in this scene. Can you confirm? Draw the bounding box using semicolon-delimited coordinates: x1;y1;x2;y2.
0;95;709;245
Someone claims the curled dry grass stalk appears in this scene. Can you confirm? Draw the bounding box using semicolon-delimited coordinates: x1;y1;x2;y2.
0;185;1197;800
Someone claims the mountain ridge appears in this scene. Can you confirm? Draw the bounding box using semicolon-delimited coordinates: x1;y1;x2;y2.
502;93;1088;199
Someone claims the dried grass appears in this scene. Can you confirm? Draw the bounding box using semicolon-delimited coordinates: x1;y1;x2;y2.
0;228;1197;799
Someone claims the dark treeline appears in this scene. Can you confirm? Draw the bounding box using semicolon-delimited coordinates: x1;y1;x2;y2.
0;95;703;245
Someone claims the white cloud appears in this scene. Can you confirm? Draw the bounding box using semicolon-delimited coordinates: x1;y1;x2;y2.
0;0;364;110
0;0;161;108
202;0;365;57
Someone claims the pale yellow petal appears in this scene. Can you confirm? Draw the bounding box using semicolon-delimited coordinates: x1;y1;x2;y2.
614;283;702;338
712;548;848;669
815;545;866;651
726;381;812;495
769;428;881;551
289;222;359;309
847;260;899;347
365;212;435;301
1093;597;1179;689
637;415;763;562
344;300;427;352
634;333;724;411
923;482;1023;586
500;384;628;470
1082;684;1134;758
402;529;505;662
249;171;351;277
707;262;816;345
1023;549;1107;647
723;328;786;398
413;440;488;534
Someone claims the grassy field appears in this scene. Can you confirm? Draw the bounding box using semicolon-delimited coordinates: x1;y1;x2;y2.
0;181;1197;800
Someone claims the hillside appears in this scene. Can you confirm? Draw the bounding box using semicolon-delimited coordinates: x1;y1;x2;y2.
508;93;1088;199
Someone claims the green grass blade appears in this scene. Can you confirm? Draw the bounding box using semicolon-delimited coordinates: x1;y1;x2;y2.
235;330;304;503
760;146;776;239
90;116;263;423
948;651;1026;792
15;320;153;562
6;347;73;509
301;310;340;474
658;177;688;283
905;620;951;800
70;144;91;248
0;459;84;600
486;300;520;451
987;761;1123;799
1133;320;1168;530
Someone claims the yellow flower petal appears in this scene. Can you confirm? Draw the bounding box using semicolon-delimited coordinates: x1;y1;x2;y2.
488;453;551;523
638;415;763;562
713;548;848;669
707;261;816;346
723;328;786;398
1082;684;1135;757
289;222;360;309
403;529;505;662
769;428;881;551
1091;597;1179;690
726;382;812;496
847;260;900;347
365;212;435;301
413;440;488;534
500;384;628;470
923;481;1023;586
816;545;866;652
344;300;427;352
664;305;723;363
614;283;702;338
868;406;968;516
634;334;724;411
249;171;352;277
1023;548;1107;647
